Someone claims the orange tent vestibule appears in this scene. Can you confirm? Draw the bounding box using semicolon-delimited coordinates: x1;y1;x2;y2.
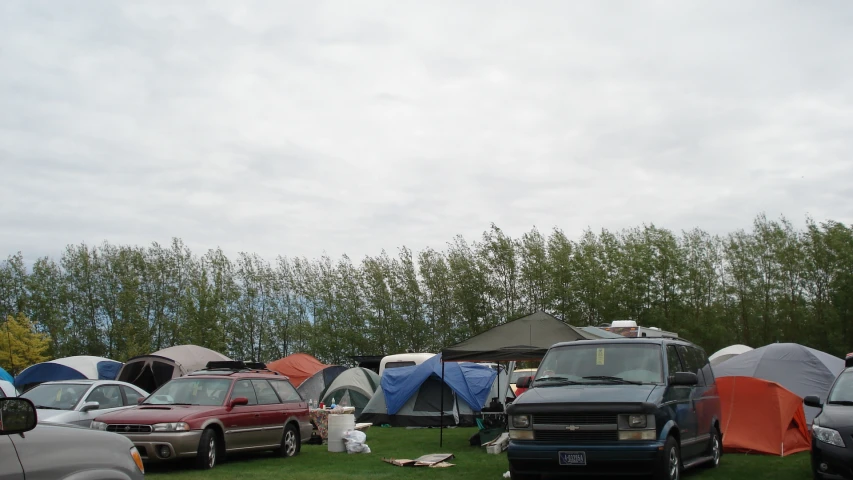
266;353;328;387
717;376;811;456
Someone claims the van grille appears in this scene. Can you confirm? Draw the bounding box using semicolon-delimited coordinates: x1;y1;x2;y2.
106;424;152;433
532;413;617;425
534;430;619;442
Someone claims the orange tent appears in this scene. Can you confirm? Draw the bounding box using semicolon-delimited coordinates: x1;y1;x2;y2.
266;353;327;387
717;376;811;456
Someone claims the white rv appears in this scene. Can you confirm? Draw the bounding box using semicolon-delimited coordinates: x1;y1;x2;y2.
379;353;435;377
600;320;679;339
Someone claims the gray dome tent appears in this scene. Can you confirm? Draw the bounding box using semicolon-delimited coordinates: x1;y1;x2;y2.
320;367;380;416
117;345;231;392
295;365;348;406
712;342;844;422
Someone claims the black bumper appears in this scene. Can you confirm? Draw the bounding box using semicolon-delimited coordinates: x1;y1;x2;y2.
813;440;853;480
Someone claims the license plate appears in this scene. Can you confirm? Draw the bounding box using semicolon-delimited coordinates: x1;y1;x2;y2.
558;451;586;466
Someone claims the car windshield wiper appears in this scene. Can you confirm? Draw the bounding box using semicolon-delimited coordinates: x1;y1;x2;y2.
581;376;642;385
827;400;853;406
534;376;584;385
34;405;63;410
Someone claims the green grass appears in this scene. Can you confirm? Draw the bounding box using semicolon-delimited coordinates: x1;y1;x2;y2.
145;427;811;480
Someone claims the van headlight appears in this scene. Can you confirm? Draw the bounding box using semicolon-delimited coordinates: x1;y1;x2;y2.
152;422;190;432
628;414;647;428
511;415;530;428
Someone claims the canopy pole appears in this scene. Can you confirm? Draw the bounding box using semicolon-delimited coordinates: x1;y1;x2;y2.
440;360;445;447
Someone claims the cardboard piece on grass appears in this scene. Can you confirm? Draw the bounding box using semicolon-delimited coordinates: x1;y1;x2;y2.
381;453;455;467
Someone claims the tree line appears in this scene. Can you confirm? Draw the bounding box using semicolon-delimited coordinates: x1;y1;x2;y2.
0;213;851;374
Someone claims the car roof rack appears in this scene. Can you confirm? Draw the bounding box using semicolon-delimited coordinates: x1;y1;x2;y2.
187;360;280;376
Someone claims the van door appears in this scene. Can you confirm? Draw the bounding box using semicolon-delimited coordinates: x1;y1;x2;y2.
675;345;708;459
663;345;698;458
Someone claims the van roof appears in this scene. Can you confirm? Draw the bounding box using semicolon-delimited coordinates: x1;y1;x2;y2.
549;337;698;349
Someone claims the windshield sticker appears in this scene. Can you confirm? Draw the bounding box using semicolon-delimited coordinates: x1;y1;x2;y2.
596;348;605;365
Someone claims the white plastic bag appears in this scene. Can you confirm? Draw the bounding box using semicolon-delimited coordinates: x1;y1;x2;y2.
342;429;370;454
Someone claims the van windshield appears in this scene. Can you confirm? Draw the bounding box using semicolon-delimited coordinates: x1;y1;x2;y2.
535;343;664;385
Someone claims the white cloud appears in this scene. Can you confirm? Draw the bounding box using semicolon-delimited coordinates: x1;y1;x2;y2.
2;0;852;263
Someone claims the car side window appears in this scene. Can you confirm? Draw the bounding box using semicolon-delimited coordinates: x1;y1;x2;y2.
121;386;143;406
269;380;302;403
231;380;258;406
666;345;683;377
676;345;706;386
251;380;281;405
86;385;123;409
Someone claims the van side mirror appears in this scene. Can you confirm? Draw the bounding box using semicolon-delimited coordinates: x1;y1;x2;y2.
80;401;100;412
670;372;698;386
0;398;38;435
515;376;533;389
804;395;823;408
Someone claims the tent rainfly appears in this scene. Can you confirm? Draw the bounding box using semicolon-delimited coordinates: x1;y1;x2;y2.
0;366;13;384
440;311;589;362
709;344;753;366
266;353;331;387
712;342;844;423
14;356;123;392
117;345;231;393
295;365;348;406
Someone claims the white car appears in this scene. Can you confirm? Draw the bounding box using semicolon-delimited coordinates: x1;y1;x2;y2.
19;379;149;427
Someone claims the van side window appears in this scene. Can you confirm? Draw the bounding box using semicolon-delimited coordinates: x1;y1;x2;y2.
666;345;683;377
676;345;706;386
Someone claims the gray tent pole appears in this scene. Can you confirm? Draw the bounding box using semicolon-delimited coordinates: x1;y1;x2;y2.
440;360;445;447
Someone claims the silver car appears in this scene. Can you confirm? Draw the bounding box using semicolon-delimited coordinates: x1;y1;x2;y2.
0;397;145;479
20;380;149;427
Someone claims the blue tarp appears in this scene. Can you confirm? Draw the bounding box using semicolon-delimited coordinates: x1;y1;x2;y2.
96;360;122;380
381;354;497;415
14;363;87;388
0;366;13;384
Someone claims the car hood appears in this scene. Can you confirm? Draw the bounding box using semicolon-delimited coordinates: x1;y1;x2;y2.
508;384;660;413
94;404;217;423
816;404;853;430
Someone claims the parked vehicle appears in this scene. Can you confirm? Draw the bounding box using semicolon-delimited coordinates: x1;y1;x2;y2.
510;368;537;395
91;361;312;470
20;379;149;427
804;365;853;480
0;397;145;479
506;337;721;480
379;353;435;377
600;320;679;339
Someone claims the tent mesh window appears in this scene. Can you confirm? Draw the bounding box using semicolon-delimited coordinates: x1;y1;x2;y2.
413;377;454;412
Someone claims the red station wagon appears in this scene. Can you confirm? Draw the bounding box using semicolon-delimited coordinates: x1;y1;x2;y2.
91;361;312;470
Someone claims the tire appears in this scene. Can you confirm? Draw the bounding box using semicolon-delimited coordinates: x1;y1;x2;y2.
277;423;300;457
509;466;540;480
654;436;682;480
706;429;722;468
195;428;220;470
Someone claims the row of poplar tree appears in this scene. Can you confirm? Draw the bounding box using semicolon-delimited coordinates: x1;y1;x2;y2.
1;213;851;373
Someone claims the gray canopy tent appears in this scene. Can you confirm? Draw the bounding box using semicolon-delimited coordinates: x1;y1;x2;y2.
712;342;845;422
437;311;599;445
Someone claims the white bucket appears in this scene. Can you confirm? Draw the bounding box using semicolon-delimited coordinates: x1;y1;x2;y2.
327;414;355;453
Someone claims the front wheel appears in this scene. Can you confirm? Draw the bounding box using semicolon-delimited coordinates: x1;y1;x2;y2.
195;428;220;470
654;436;682;480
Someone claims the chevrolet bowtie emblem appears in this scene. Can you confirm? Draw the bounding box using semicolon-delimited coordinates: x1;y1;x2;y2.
566;425;579;431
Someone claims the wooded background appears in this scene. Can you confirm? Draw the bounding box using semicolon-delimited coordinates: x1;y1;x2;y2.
1;213;851;373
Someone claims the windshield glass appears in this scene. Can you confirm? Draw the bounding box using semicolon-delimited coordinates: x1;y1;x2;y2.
145;378;233;406
21;383;88;410
535;343;664;384
828;371;853;403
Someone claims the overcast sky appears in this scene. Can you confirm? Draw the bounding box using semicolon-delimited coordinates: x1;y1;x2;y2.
1;0;852;263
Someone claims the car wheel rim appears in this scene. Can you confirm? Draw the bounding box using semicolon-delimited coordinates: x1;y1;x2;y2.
713;436;720;465
285;430;296;456
669;447;679;480
208;437;216;467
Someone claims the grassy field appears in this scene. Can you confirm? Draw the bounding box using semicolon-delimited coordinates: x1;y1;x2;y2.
145;427;812;480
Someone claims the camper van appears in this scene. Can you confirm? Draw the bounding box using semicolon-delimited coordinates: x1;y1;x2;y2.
600;320;679;339
379;353;434;377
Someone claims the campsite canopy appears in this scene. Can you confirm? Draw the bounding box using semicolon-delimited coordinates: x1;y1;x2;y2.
0;366;12;384
717;376;810;456
117;345;231;392
295;365;348;405
383;354;496;415
441;311;589;362
14;356;123;392
709;344;753;366
266;353;329;387
321;367;380;416
712;342;844;422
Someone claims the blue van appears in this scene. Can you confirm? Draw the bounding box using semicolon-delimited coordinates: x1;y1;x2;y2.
506;338;722;479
